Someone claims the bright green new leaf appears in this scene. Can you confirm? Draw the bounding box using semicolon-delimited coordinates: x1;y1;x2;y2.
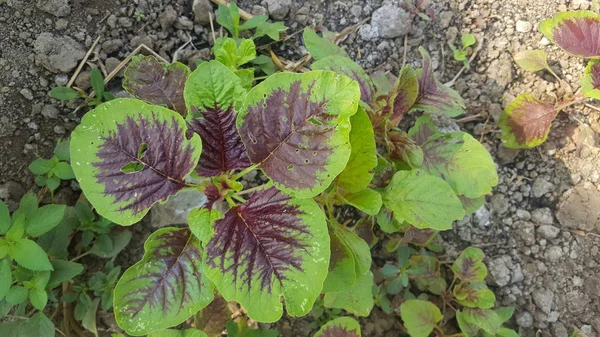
70;98;202;226
303;28;349;60
48;260;84;288
462;34;476;48
0;201;9;235
582;60;600;100
10;239;53;271
314;317;361;337
323;221;371;293
26;204;66;237
452;247;487;282
238;15;268;30
91;68;105;100
29;288;48;310
187;207;223;244
340;189;382;216
454;281;496;309
334;107;377;193
254;21;287;40
457;308;505;335
400;300;442;337
29;157;58;175
0;260;11;301
382;169;464;230
214;38;256;70
113;227;213;336
312;57;376;104
324;271;374;317
50;86;79;101
148;329;208;337
513;50;549;72
46;177;60;191
5;286;28;305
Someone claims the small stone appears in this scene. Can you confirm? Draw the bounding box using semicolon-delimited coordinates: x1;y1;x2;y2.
41;105;59;119
359;24;379;41
74;71;91;91
531;208;553;225
36;0;70;17
516;20;533;33
19;88;33;100
552;322;568;337
53;125;66;134
544;245;562;262
490;193;509;214
102;39;123;54
159;6;178;30
54;74;69;86
265;0;292;20
55;18;69;30
537;225;560;240
516;311;534;328
118;17;133;28
176;16;194;30
532;177;554;198
105;57;121;75
516;209;531;220
192;0;212;25
371;4;411;38
34;33;86;73
532;288;554;314
556;184;600;231
488;255;511;287
497;146;519;165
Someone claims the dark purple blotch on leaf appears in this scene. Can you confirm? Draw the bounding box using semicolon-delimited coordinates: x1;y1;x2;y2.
553;18;600;57
95;113;197;214
320;326;360;337
240;81;336;190
187;105;250;177
206;187;311;292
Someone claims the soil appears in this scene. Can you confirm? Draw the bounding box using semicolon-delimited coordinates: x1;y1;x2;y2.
1;0;600;336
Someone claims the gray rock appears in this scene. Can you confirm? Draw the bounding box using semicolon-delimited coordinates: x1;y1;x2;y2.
516;20;533;33
497;146;519;165
102;39;123;54
34;33;86;73
41;105;59;119
490;193;509;214
266;0;292;20
105;57;122;75
473;206;491;228
0;181;26;211
532;177;554;198
192;0;212;25
531;207;553;225
511;263;524;284
544;245;563;262
371;4;411;38
532;288;554;314
537;225;560;240
19;88;33;100
176;16;194;30
151;190;207;228
74;71;91;91
516;209;531;220
556;183;600;231
36;0;70;17
552;322;568;337
55;18;69;30
159;6;178;30
359;24;379;41
488;255;511;287
516;311;534;328
515;221;536;245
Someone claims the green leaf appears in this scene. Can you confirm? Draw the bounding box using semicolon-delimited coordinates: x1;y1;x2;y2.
254;21;287;41
148;329;208;337
457;308;504;335
48;260;84;288
312;57;376;104
452;247;487;282
29;287;48;310
29;157;57;175
52;162;75;180
314;317;361;337
54;139;70;161
10;239;53;271
495;306;515;324
324;271;374;317
188;208;222;243
400;300;442;337
456;310;481;337
90;68;104;100
26;204;66;237
23;312;55;337
5;286;28;305
340;189;382;216
238;15;268;30
50;86;79;100
70;98;202;226
46;177;60;191
38;208;79;259
498;93;558;148
413;120;498;198
252;55;276;76
384;65;419;127
453;281;496;309
238;71;360;198
0;201;10;235
90;230;132;258
513;50;549;72
113;227;213;336
323;221;371;293
462;34;476;47
82;298;100;337
0;260;11;301
214;38;256;70
582;60;600;100
334;107;377;193
382;169;464;230
459;195;486;214
303;28;349;60
19;192;38;215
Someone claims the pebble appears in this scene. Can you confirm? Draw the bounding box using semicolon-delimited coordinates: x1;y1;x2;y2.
19;88;33;100
53;125;66;134
490;193;509;214
371;4;411;38
266;0;292;20
192;0;212;25
488;255;512;287
516;20;533;33
537;225;560;240
532;288;554;314
544;245;563;262
532;177;554;198
34;33;86;73
175;16;194;31
531;208;553;225
159;6;178;30
36;0;70;17
41;105;59;119
516;311;534;328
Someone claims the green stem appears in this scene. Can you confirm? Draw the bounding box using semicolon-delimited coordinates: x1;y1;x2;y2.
231;164;258;181
225;195;237;208
235;184;266;196
69;251;91;262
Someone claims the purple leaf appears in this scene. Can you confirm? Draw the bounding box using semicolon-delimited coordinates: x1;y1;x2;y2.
314;317;361;337
238;71;360;198
184;61;251;177
123;55;190;115
113;227;214;335
71;99;202;225
311;56;376;105
383;65;419;127
199;187;329;321
498;93;558;148
539;11;600;58
412;47;465;117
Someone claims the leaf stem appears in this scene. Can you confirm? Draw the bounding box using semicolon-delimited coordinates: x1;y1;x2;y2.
235;184;266;196
556;93;587;111
69;251;91;262
225;195;237;208
231;164;258;181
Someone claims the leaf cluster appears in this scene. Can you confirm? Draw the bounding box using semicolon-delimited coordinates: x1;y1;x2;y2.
50;68;114;105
